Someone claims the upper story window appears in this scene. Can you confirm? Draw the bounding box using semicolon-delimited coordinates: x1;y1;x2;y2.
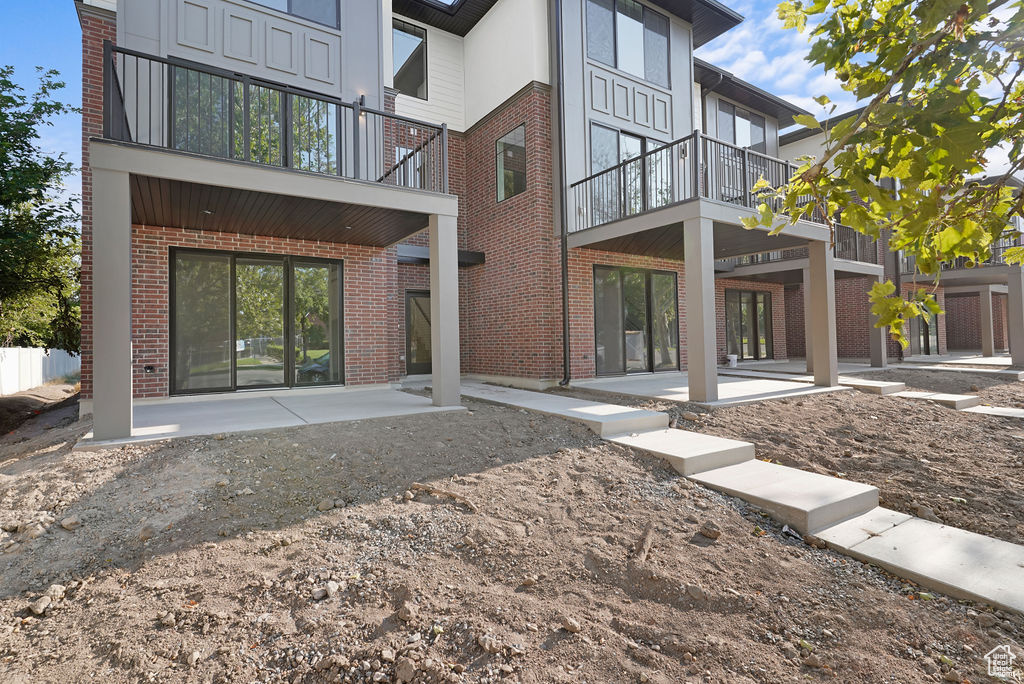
717;101;766;153
394;20;427;100
586;0;670;89
496;125;527;202
249;0;339;29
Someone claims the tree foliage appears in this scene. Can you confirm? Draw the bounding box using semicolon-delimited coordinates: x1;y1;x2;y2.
745;0;1024;347
0;65;80;352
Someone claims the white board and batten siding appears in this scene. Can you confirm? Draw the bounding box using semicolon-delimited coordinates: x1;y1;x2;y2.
0;348;81;397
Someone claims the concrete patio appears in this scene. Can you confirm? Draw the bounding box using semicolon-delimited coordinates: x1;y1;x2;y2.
900;351;1018;367
571;371;848;408
75;386;465;450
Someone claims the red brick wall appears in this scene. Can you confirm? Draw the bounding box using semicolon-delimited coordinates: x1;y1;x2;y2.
79;8;117;401
995;293;1008;350
783;277;877;360
885;283;947;357
714;278;788;363
946;292;1009;351
784;285;805;359
126;225;401;399
460;84;563;380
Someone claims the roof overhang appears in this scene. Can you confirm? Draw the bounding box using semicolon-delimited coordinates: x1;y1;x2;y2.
694;58;810;128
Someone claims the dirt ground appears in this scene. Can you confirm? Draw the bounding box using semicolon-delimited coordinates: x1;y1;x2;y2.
558;370;1024;547
0;390;1022;684
0;383;79;436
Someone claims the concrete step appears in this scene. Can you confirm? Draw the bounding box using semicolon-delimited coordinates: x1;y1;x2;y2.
689;460;879;534
720;368;905;395
893;390;981;410
817;508;1024;613
607;428;754;476
893;363;1024;380
460;382;668;437
836;378;906;395
961;405;1024;418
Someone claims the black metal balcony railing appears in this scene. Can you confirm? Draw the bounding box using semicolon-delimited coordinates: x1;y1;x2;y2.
102;42;448;194
569;130;826;233
899;236;1022;273
722;225;878;267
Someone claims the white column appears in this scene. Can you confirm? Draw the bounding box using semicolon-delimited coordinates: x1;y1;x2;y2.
428;213;461;406
808;240;839;386
1008;267;1024;366
684;217;717;402
869;275;888;367
802;267;813;373
979;285;995;357
91;168;134;439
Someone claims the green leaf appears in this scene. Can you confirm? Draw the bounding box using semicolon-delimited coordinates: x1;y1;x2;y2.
794;114;822;130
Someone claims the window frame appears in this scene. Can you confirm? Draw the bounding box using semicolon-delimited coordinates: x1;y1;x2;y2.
393;19;429;101
585;0;671;89
495;123;528;203
247;0;340;29
716;99;768;154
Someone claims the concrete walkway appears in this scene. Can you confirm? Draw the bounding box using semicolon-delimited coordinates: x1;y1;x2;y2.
571;371;848;407
75;386;464;450
719;367;906;395
464;381;1024;613
901;351;1017;367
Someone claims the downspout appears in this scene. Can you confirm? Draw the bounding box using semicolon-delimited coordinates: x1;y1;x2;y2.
555;0;572;386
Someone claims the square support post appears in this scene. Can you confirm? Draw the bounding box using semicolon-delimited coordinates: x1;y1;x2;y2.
1008;267;1024;366
869;275;888;368
802;267;813;373
684;217;718;402
91;168;134;439
807;240;839;386
428;213;461;406
979;285;996;357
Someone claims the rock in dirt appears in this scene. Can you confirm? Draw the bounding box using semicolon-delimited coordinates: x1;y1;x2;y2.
187;651;200;667
380;648;395;663
325;580;340;598
978;613;997;628
395;657;417;682
312;587;328;601
698;521;722;540
916;505;941;523
316;499;335;512
159;611;176;627
396;601;417;622
29;596;51;615
478;634;502;653
59;516;81;531
139;524;156;542
681;411;700;422
779;642;799;660
561;616;582;633
803;653;824;668
685;584;708;602
44;584;65;600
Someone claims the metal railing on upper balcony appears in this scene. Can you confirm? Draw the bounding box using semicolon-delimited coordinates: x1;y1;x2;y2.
568;130;826;233
102;41;448;194
899;234;1022;273
721;224;878;267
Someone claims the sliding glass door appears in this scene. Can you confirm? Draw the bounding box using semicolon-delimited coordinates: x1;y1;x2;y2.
725;289;773;361
594;266;679;375
171;249;343;394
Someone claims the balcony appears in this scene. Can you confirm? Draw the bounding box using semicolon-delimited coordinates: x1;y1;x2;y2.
99;42;452;246
569;132;825;235
900;236;1022;274
722;225;878;267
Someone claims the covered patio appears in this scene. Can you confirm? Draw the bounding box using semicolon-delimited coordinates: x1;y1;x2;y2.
75;386;465;450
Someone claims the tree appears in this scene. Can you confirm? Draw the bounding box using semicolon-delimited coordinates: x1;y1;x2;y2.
0;65;80;352
745;0;1024;347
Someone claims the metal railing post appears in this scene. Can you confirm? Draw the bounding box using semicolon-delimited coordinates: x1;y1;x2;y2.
441;123;449;194
351;98;361;180
283;92;292;168
741;147;750;207
242;76;251;162
692;129;702;199
640;151;649;212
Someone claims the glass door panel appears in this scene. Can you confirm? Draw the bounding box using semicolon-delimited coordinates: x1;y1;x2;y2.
293;262;342;385
740;291;757;360
235;258;286;387
405;291;432;375
594;267;624;375
756;292;773;359
172;252;232;392
650;272;678;370
623;270;649;373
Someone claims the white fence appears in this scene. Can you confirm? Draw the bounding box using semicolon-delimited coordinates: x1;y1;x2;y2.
0;348;81;396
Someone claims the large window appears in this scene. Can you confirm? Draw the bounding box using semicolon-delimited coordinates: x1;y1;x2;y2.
589;123;664;222
393;20;427;99
496;124;527;202
717;100;766;153
725;289;773;361
594;266;678;375
171;249;343;394
249;0;338;28
586;0;670;88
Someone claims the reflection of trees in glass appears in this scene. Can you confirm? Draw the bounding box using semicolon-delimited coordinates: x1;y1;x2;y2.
172;68;234;157
650;273;677;369
247;85;283;166
293;265;330;363
174;254;231;388
292;96;337;174
235;261;284;348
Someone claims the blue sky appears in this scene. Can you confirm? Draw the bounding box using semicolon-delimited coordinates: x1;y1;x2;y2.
0;1;83;203
0;0;868;213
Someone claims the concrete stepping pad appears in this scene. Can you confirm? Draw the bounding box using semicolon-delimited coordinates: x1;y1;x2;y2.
817;508;1024;613
893;390;981;410
961;405;1024;418
688;460;878;534
719;368;905;395
607;429;754;475
460;382;668;437
893;364;1024;380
